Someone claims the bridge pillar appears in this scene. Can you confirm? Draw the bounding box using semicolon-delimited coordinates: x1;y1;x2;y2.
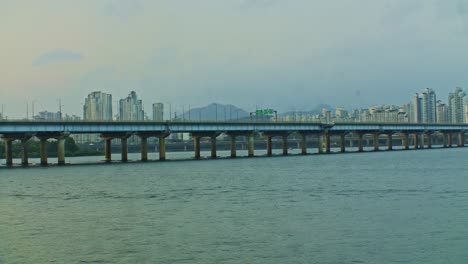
447;133;452;148
282;135;288;155
340;134;346;153
402;133;409;150
248;134;254;157
318;134;323;154
265;135;272;156
426;133;432;149
4;138;13;166
358;133;364;152
193;136;201;159
39;138;48;166
373;133;379;151
104;138;112;162
413;134;419;149
159;136;166;161
324;133;331;154
140;136;148;161
121;137;128;162
230;135;237;158
300;134;307;155
57;137;66;165
21;138;29;166
387;134;393;150
458;132;464;147
210;136;217;159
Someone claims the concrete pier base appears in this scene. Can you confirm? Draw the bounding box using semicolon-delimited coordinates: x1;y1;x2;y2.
358;133;364;152
230;135;236;158
210;136;217;159
373;134;379;151
21;138;29;166
141;136;148;161
340;134;345;153
159;137;166;160
458;132;464;147
40;138;48;166
282;135;288;155
403;133;409;150
4;139;13;166
387;134;393;150
193;136;201;159
121;138;128;162
447;133;452;148
413;134;419;149
57;138;66;165
265;135;272;156
104;138;112;162
248;135;254;157
426;134;432;149
301;134;307;155
324;133;330;154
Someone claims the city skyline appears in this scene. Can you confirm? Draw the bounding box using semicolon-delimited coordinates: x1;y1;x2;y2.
2;1;468;118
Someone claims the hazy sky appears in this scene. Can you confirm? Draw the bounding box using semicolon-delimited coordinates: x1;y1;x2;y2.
1;0;468;118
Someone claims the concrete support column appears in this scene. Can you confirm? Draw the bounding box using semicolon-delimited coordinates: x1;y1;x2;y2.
447;133;452;148
318;134;323;154
340;134;346;153
21;138;29;166
4;139;13;166
140;136;148;161
458;132;464;147
159;137;166;161
358;133;364;152
121;138;128;162
300;134;307;155
427;134;432;149
413;134;419;149
373;134;379;151
193;136;201;159
40;138;48;166
387;134;393;150
324;133;331;154
282;135;288;155
247;134;254;157
265;135;272;156
403;133;409;150
104;138;112;162
230;135;237;158
419;134;425;149
210;136;217;159
442;133;448;148
57;138;66;165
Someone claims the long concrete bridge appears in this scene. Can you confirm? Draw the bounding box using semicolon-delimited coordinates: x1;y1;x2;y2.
1;121;467;166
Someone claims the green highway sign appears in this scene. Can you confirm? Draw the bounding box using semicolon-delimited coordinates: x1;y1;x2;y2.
255;109;275;115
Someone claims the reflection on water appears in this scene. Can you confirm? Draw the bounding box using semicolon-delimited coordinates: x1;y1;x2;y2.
1;148;468;263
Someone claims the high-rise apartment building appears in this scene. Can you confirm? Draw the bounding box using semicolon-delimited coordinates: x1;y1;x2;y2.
152;103;164;121
83;92;113;121
436;101;448;124
421;88;437;123
464;97;468;123
448;87;465;124
412;94;422;123
119;91;144;121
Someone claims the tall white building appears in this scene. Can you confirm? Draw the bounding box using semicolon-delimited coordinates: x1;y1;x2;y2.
412;94;422;123
421;88;437;123
152;103;164;121
448;87;465;124
436;101;448;124
464;97;468;123
83;92;113;121
119;91;144;121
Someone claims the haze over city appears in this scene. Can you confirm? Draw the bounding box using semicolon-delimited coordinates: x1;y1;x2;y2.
2;0;468;118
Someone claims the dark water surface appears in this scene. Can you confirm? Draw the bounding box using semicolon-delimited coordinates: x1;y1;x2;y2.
1;148;468;263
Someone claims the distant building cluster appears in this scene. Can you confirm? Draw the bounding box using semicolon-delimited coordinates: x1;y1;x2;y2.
280;87;468;124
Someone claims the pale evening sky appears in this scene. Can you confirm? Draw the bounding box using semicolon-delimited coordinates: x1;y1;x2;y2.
1;0;468;118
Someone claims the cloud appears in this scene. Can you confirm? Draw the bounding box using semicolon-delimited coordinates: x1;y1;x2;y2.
32;49;83;67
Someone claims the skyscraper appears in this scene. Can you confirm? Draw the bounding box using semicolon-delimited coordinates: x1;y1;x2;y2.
436;101;448;124
119;91;144;121
421;88;437;123
152;103;164;121
412;93;422;123
448;87;465;124
83;92;113;121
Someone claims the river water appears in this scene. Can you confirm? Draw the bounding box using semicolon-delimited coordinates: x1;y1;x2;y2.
1;148;467;263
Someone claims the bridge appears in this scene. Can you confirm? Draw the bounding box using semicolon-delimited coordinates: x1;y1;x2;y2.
1;120;467;166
